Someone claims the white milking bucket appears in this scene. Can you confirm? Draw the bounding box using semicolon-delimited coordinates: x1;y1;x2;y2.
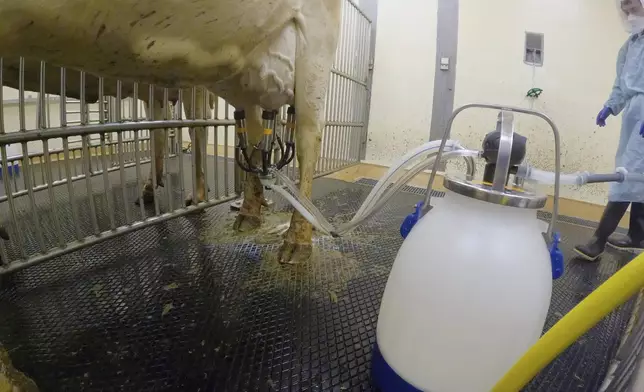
371;106;564;392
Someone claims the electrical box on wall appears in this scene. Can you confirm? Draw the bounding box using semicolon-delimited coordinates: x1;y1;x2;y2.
440;57;450;71
524;32;544;66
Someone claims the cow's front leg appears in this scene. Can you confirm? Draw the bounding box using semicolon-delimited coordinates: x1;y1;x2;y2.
233;106;266;232
184;125;208;206
184;87;213;206
138;100;166;205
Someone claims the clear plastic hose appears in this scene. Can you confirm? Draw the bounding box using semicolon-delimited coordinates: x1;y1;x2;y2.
516;165;644;186
270;186;332;234
516;165;589;186
270;148;480;236
355;140;463;218
351;150;481;224
273;140;465;233
340;149;481;235
274;170;333;232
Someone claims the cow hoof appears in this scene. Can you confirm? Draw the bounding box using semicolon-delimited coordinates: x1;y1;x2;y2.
185;186;211;207
185;194;207;207
0;226;9;240
134;190;155;206
233;214;261;232
278;242;313;265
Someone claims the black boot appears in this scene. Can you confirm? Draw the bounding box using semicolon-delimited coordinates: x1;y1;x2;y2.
574;202;629;261
607;202;644;251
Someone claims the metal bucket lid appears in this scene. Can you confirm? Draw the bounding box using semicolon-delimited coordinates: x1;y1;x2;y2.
443;176;547;209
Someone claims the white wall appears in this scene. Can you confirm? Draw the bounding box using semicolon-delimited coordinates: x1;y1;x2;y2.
367;0;628;205
366;0;438;164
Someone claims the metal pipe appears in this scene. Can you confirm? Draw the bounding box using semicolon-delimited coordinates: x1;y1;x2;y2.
224;101;230;196
0;58;25;260
116;131;131;224
18;58;26;132
18;58;47;253
100;134;116;230
586;173;624;184
0;145;22;260
214;99;221;198
0;119;232;145
190;87;199;205
346;0;372;22
0;195;238;275
341;9;352;165
82;133;100;235
40;61;64;248
0;158;154;203
492;111;515;192
131;83;146;218
322;71;333;174
59;68;83;241
328;75;338;170
97;77;116;230
202;88;209;201
163;88;173;212
148;85;161;216
177;90;186;202
80;71;100;235
57;152;62;180
11;158;19;192
29;157;37;188
115;83;131;225
330;69;368;87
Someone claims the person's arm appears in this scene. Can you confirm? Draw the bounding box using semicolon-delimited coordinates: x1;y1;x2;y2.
605;41;630;115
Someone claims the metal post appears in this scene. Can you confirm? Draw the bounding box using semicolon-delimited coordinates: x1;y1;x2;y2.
358;0;378;160
428;0;459;143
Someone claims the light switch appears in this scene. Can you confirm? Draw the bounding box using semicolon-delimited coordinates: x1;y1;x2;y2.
440;57;450;71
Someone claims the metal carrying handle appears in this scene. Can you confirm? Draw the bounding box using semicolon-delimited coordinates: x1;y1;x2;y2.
421;103;562;240
492;111;515;193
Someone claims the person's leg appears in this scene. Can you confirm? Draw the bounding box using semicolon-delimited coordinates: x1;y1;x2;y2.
607;202;644;251
574;201;630;261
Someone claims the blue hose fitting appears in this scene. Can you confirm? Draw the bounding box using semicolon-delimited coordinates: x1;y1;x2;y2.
400;201;424;239
549;232;564;280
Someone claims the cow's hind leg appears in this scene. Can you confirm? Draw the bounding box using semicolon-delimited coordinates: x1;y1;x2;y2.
277;109;321;264
278;1;340;264
138;99;167;205
233;106;266;232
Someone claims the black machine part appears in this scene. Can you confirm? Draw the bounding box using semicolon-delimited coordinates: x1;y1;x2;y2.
481;130;528;185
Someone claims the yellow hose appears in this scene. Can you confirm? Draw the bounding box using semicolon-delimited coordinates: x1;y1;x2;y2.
491;251;644;391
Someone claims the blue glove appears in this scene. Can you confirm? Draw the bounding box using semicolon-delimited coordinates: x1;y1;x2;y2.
596;107;613;127
640;122;644;137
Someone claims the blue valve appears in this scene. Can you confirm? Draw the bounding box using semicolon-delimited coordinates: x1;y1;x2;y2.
400;201;424;239
549;232;564;280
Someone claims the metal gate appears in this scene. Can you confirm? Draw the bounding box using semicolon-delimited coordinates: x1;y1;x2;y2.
0;0;373;274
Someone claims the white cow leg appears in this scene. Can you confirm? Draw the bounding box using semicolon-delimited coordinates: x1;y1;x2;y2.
184;87;211;206
278;106;321;264
233;106;266;232
278;10;339;263
139;99;167;205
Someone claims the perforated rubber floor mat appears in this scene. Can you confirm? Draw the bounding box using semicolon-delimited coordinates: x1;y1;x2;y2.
0;171;638;391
